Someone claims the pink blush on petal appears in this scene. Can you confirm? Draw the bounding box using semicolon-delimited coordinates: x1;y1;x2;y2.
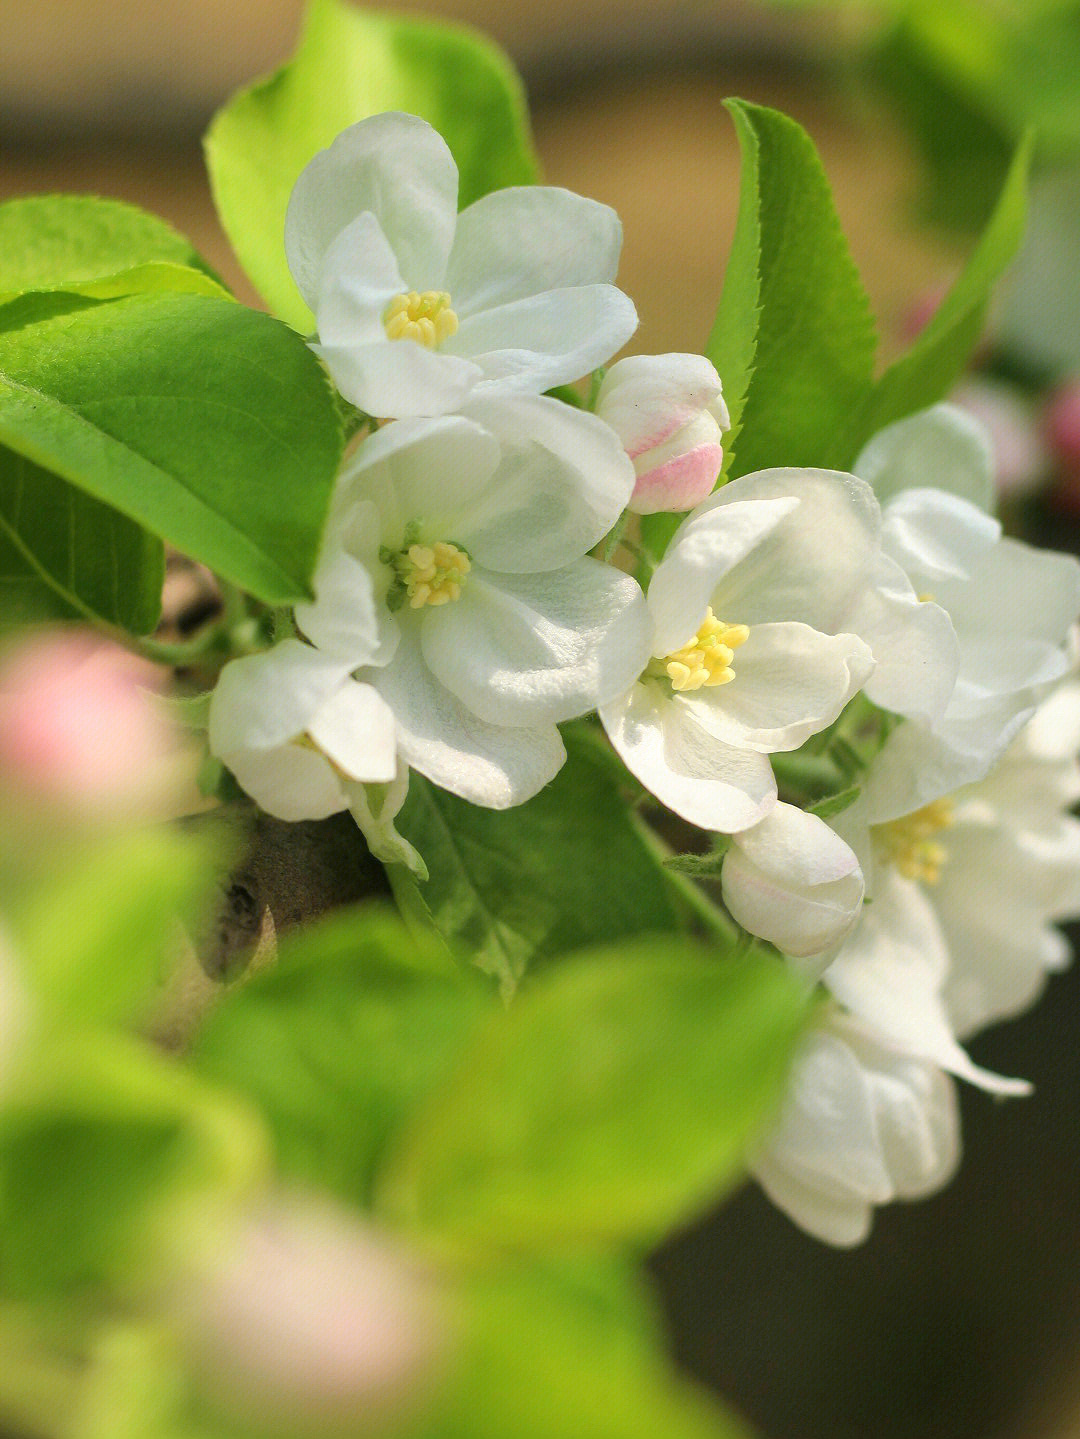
628;443;724;514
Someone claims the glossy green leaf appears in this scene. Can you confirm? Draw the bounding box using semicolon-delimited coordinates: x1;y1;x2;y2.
0;445;163;634
839;132;1032;461
707;100;877;480
394;730;684;994
206;0;539;330
0;1033;269;1299
0;195;223;302
377;939;809;1251
0;290;343;604
191;906;488;1206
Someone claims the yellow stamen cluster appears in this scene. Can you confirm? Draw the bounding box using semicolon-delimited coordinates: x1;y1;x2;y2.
659;609;750;692
877;798;956;885
395;541;471;608
383;291;459;348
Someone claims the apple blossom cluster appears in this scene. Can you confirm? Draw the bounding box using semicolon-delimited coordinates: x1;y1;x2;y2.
208;113;1080;1244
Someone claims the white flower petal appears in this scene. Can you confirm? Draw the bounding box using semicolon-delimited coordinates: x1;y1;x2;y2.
599;681;776;832
370;641;566;808
647;497;801;656
936;536;1080;660
421;561;652;726
209;641;352;756
681;622;874;753
296;542;393;668
452;394;637;570
880;488;1001;587
722;803;865;958
306;681;398;784
313;337;482;419
224;743;350;823
446;186;624;313
854;403;996;513
596;353;727;458
447;285;638;394
284;112;458;310
310;211;406;347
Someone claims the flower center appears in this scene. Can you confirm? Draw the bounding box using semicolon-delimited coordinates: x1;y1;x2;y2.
875;798;955;884
383;291;459;348
651;608;750;692
385;540;471;609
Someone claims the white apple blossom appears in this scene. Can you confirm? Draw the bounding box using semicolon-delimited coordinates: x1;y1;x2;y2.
751;1009;960;1248
595;353;729;514
285;112;637;419
855;404;1080;821
294;395;652;809
720;802;865;960
597;467;943;832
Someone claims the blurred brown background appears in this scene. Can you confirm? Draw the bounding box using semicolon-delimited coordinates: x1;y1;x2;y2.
3;4;1078;1439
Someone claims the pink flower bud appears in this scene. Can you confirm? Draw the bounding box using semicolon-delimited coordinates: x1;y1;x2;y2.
183;1197;443;1434
596;353;729;514
0;629;182;818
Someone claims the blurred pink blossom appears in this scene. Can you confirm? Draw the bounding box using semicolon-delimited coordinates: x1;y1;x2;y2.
0;629;182;817
1045;378;1080;512
952;376;1050;500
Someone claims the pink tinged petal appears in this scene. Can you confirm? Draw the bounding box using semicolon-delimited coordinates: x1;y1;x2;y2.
420;562;652;727
599;682;776;833
854;403;995;513
454;394;637;570
311;212;406;347
370;640;566;809
284;112;458;311
824;871;1031;1097
306;682;398;784
722;803;865;958
629;442;725;516
695;469;883;633
596;353;727;459
446;186;624;314
880;488;1001;587
646;496;801;656
681;623;874;753
446;285;638;394
313;337;482;420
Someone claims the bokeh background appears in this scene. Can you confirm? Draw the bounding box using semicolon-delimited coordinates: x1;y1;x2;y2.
3;3;1078;1437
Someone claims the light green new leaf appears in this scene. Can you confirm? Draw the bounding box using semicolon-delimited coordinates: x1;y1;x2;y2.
0;1032;269;1299
394;730;684;994
0;445;163;634
0;290;343;604
0;194;227;303
377;939;809;1252
838;132;1032;463
191;905;489;1207
206;0;539;330
707;100;877;480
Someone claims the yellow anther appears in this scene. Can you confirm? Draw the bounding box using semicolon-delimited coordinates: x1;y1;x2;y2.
395;540;471;608
383;291;459;348
657;609;750;692
876;798;956;885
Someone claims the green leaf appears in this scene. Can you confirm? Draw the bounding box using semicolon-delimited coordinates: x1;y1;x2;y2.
706;100;877;480
0;445;163;634
394;730;684;994
838;132;1033;462
0;291;343;605
205;0;539;329
0;1033;269;1299
377;939;809;1252
190;905;489;1207
0;195;224;302
10;827;225;1033
808;784;862;820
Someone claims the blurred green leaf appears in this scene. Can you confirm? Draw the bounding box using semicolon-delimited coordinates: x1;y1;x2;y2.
377;939;809;1252
394;730;684;994
0;196;224;303
0;445;163;634
206;0;539;329
707;100;877;479
0;290;343;605
191;906;488;1207
11;827;223;1033
838;132;1032;460
0;1033;268;1299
